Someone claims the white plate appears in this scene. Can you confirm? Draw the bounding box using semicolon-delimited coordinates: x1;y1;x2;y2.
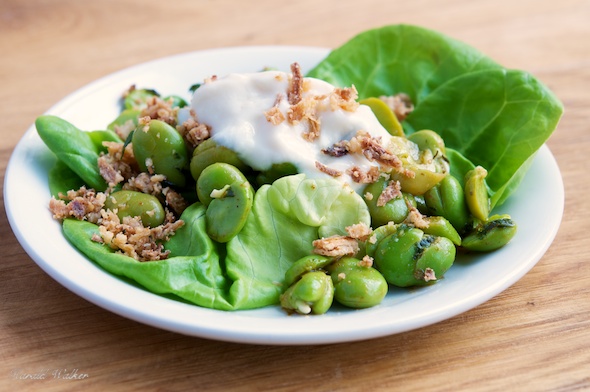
4;46;564;345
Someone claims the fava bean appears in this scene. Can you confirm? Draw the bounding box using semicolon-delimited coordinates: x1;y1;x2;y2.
464;166;490;222
132;119;189;187
359;97;404;137
283;255;333;287
424;174;471;234
190;138;249;181
363;177;416;227
327;257;388;309
280;271;334;315
196;163;254;243
374;225;455;287
461;214;517;252
104;190;165;227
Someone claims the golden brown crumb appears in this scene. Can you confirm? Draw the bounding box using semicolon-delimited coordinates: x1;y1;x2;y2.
364;192;374;201
288;62;303;105
177;115;211;149
313;235;359;257
321;141;349;157
345;222;373;242
112;119;136;140
315;161;342;177
49;187;106;223
347;165;380;184
404;204;430;229
329;86;359;112
377;180;402;207
163;187;188;216
123;172;166;195
264;94;286;125
380;93;414;121
359;255;374;268
140;96;178;125
422;268;436;282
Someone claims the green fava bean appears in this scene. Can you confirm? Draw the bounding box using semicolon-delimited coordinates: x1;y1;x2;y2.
461;214;517;252
424;174;471;234
280;271;334;315
104;190;165;227
196;163;254;243
284;255;333;287
327;257;388;309
107;109;140;133
363;177;416;227
407;130;446;160
190;138;249;181
133;120;189;187
464;166;491;222
374;226;456;287
365;223;397;258
359;97;404;137
124;88;159;110
422;216;462;246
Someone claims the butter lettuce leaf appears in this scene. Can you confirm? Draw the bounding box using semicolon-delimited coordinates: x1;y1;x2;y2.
62;174;369;310
307;24;563;207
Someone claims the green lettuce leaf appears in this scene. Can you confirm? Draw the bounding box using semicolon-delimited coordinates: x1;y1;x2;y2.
307;24;563;207
62;174;369;310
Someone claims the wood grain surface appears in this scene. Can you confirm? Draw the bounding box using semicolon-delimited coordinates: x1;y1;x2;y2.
1;0;589;390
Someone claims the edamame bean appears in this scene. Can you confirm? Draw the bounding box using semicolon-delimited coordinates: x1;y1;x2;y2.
374;225;455;287
132;119;189;187
327;257;388;309
196;163;254;243
104;190;165;227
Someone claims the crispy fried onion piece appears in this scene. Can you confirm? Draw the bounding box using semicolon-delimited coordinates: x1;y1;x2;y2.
379;93;414;122
315;161;342;177
95;209;184;261
377;180;402;207
404;203;430;229
49;187;106;223
347;165;380;184
313;235;359;257
288;62;303;105
330;85;359;112
264;94;286;125
176;112;211;149
312;222;373;257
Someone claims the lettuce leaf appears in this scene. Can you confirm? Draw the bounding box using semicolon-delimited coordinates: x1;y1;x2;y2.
307;24;563;207
62;174;369;310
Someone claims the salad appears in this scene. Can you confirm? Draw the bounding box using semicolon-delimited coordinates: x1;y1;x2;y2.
35;25;562;315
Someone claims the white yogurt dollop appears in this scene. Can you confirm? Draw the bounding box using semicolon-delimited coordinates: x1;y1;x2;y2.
190;70;392;191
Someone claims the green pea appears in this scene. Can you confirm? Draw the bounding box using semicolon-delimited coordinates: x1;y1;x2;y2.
359;97;404;137
374;226;455;287
280;271;334;315
104;190;165;227
461;214;517;252
124;88;159;110
190;138;249;181
284;255;333;287
327;257;388;309
364;177;416;227
132;119;189;187
464;166;490;222
424;174;471;234
196;163;254;243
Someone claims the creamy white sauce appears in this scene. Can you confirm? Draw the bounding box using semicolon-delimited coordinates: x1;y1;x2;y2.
190;71;393;191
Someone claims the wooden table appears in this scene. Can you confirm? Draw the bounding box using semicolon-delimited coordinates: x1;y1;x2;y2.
2;0;589;390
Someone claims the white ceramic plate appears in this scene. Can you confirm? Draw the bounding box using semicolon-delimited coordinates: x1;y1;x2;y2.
4;46;564;345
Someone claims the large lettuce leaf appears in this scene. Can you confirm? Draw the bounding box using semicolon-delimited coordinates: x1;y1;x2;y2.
307;24;563;207
62;174;369;310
